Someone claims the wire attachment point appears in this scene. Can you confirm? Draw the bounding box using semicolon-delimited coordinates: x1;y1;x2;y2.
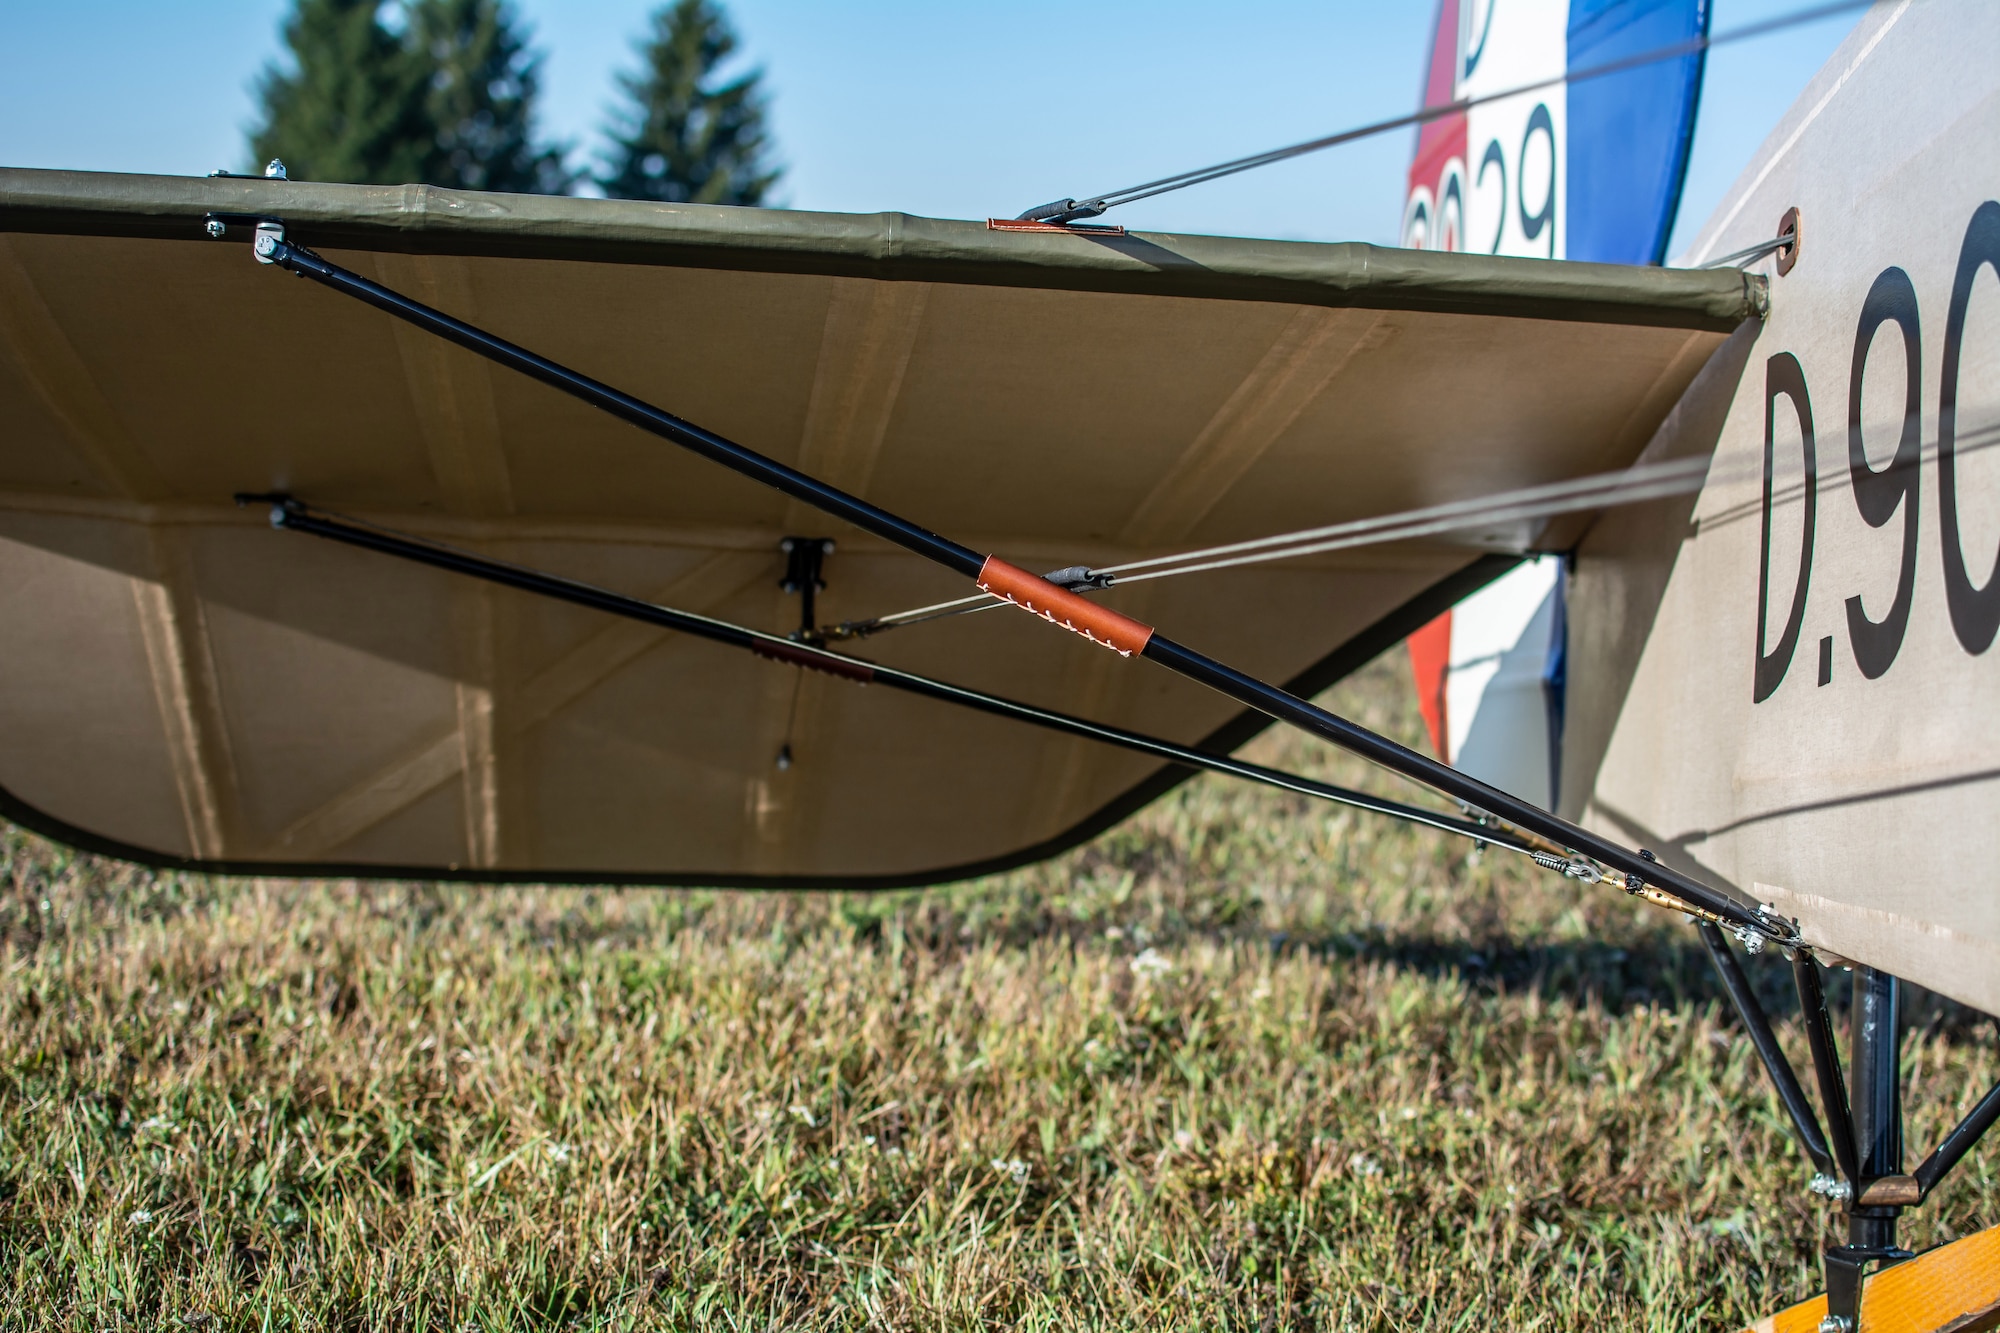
1015;197;1110;225
1531;850;1603;883
1042;565;1115;592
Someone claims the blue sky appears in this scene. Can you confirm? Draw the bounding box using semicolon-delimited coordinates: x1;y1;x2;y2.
0;1;1861;255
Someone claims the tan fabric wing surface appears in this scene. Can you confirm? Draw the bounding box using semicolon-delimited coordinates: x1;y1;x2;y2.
0;170;1756;882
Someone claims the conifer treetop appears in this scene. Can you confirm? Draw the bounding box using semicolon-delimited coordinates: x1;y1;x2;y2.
598;0;781;207
250;0;571;194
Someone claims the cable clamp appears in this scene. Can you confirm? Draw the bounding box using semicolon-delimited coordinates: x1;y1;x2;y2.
1014;197;1111;225
1042;565;1115;592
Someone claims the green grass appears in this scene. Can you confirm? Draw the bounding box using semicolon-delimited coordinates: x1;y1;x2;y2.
1;650;1994;1330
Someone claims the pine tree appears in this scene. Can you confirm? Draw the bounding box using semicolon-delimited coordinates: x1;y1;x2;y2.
413;0;573;194
250;0;433;185
249;0;571;193
598;0;780;206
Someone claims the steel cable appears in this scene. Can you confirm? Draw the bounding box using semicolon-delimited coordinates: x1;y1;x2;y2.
1017;0;1874;224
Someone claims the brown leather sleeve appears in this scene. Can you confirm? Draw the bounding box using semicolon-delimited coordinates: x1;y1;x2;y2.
975;556;1154;657
750;638;876;682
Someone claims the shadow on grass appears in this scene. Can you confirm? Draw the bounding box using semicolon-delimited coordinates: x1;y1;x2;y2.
1302;926;1999;1051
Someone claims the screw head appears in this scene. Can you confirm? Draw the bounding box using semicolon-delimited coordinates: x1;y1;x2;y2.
204;219;227;239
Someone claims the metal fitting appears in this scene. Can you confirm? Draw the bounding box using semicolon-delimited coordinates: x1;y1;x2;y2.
1808;1172;1852;1202
1733;924;1765;955
1777;206;1801;276
253;220;285;264
204;218;227;240
264;158;288;180
1042;565;1114;591
1531;850;1604;883
1818;1316;1852;1333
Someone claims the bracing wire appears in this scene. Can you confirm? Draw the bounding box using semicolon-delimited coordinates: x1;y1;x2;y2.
830;454;1715;637
1015;0;1874;224
1698;233;1796;270
833;414;2000;641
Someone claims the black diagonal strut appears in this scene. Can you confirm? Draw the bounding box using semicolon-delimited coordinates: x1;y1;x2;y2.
245;495;1533;856
1914;1075;2000;1201
1794;949;1863;1188
1697;922;1837;1179
243;228;1782;941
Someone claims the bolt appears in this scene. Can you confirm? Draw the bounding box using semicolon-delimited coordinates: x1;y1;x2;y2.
1818;1317;1852;1333
264;158;288;180
204;219;227;240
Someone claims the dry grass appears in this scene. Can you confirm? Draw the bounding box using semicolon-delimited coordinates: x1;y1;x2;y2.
1;650;1994;1330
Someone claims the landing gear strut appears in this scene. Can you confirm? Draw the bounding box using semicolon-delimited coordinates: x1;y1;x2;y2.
1701;925;2000;1330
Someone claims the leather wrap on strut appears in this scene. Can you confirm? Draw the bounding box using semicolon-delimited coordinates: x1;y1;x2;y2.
750;639;877;682
976;557;1154;657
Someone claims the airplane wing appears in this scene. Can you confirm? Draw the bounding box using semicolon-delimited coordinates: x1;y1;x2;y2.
0;168;1758;885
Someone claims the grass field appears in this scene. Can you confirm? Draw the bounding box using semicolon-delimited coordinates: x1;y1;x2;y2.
2;649;1995;1330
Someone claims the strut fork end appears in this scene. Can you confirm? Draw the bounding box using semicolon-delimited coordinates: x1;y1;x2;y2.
253;220;285;264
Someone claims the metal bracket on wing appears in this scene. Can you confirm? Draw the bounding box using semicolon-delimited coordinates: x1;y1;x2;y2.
780;537;835;643
202;212;288;263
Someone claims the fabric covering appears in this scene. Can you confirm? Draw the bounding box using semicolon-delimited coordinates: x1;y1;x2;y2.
0;169;1759;884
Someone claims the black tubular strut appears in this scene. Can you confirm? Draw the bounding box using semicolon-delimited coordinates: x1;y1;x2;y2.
1849;967;1903;1191
1697;923;1836;1178
259;240;984;580
1134;634;1759;928
1793;950;1863;1187
1831;967;1910;1331
250;231;1777;940
1711;935;1995;1326
248;497;1527;854
1915;1075;2000;1200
